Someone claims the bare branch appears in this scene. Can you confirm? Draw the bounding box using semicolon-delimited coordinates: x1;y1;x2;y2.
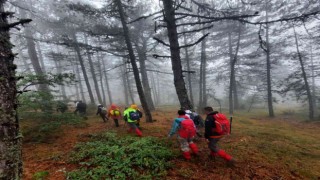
152;54;171;58
153;37;170;47
180;33;209;49
177;25;213;35
128;10;163;24
0;19;32;30
239;10;320;25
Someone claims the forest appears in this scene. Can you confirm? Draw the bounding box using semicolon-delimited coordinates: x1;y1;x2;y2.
0;0;320;179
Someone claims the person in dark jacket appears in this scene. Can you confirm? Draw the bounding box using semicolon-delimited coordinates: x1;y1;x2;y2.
204;106;235;166
96;104;108;122
74;100;87;117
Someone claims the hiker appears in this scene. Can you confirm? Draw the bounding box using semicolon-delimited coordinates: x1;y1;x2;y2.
74;100;87;117
96;104;108;122
130;104;143;128
168;110;199;160
204;106;235;166
185;109;204;137
123;104;143;137
108;104;121;127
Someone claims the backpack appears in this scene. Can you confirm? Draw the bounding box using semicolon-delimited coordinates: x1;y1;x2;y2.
111;109;120;116
186;112;195;120
129;111;140;120
213;113;230;135
100;107;107;114
179;119;196;138
137;110;143;118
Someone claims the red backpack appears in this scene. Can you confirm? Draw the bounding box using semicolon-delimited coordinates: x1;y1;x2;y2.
213;113;230;135
179;119;196;138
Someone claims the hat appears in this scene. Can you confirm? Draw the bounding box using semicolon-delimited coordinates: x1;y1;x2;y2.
130;104;138;110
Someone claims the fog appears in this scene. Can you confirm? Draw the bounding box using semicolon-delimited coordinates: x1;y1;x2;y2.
6;0;320;118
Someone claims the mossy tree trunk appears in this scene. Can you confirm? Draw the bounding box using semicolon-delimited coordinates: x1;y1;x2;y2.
0;0;23;178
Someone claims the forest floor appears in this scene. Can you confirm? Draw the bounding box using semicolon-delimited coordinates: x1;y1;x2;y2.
21;107;320;180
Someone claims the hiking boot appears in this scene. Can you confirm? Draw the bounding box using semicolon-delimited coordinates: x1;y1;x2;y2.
226;159;236;168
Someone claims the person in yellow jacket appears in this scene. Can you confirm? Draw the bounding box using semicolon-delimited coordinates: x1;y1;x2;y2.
107;104;121;127
123;104;143;137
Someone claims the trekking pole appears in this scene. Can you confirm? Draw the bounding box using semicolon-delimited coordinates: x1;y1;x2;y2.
230;116;233;134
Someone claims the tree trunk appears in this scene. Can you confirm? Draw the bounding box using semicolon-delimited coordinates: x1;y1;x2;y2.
74;55;86;102
101;55;113;105
20;9;48;92
115;0;153;122
310;46;316;115
36;41;46;73
121;62;129;105
183;34;194;105
71;32;95;104
293;26;314;120
265;2;275;117
198;54;203;111
228;25;241;114
201;37;207;108
126;69;135;104
0;1;23;178
228;32;234;115
150;72;158;105
84;35;103;104
97;54;107;105
162;0;192;109
54;46;67;100
136;42;155;111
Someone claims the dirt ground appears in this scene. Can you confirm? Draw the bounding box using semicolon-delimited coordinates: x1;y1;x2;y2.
22;108;320;180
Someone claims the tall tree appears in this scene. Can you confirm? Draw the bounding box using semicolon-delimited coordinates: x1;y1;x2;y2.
183;34;194;106
115;0;153;122
161;0;193;109
293;25;314;120
71;32;95;104
84;35;103;104
0;0;31;178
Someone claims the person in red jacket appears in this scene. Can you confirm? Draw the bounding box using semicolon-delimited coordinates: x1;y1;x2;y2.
168;110;199;160
204;106;235;166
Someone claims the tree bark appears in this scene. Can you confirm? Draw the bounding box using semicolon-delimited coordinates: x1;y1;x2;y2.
265;2;275;117
162;0;193;109
183;34;194;106
293;26;314;120
136;41;155;111
71;32;95;104
115;0;153;122
84;35;103;104
0;1;23;178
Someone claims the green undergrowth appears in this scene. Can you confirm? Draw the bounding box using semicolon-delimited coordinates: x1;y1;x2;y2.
67;132;176;180
21;112;87;143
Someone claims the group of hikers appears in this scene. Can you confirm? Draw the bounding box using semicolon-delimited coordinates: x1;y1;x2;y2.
74;101;235;166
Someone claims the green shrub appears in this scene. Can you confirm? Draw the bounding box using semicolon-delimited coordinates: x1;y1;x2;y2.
32;171;49;180
67;132;175;179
